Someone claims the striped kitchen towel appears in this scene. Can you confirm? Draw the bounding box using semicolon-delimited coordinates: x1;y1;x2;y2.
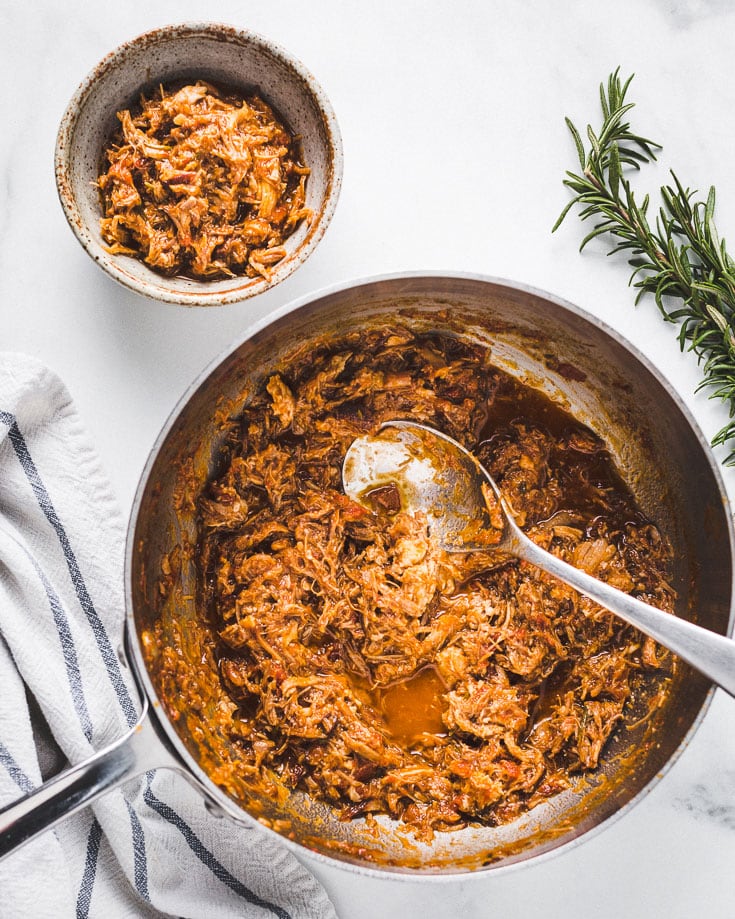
0;353;337;919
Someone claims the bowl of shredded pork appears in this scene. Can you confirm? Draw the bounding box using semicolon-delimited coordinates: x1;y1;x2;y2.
55;23;342;305
129;275;734;872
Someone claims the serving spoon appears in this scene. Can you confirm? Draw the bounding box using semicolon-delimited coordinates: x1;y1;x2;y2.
342;420;735;699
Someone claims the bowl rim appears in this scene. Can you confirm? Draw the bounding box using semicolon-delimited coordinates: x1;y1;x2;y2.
53;21;343;307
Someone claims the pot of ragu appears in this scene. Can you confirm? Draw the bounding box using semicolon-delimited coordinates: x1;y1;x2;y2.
2;274;733;875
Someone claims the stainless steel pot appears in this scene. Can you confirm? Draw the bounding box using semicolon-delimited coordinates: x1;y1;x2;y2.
2;273;733;875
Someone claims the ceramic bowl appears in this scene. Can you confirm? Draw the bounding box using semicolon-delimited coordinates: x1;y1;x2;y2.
55;22;343;307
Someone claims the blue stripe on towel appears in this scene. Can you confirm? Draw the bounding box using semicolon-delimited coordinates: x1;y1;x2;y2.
8;534;94;742
125;797;151;902
76;817;103;919
142;775;292;919
0;412;138;729
0;740;35;795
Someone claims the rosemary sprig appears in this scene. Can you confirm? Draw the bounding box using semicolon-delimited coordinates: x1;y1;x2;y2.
553;68;735;464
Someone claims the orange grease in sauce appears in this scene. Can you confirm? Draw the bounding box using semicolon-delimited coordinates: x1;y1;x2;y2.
374;666;447;746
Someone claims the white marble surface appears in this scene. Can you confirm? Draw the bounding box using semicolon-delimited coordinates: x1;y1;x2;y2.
3;1;735;916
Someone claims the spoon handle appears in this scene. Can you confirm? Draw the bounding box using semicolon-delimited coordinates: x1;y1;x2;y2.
510;527;735;699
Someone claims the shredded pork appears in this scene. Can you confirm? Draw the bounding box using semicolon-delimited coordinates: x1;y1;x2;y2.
98;82;311;279
194;327;675;838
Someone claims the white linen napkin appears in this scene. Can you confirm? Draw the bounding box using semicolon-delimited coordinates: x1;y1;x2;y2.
0;353;337;919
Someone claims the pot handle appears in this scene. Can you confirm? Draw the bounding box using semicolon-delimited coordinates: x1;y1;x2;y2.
0;702;183;861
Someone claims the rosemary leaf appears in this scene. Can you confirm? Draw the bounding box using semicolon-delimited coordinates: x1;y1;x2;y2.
554;69;735;464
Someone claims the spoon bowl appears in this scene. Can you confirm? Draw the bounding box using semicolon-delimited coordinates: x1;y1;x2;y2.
343;422;504;551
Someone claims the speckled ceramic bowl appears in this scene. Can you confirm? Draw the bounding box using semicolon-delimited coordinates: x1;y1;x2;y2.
55;23;342;306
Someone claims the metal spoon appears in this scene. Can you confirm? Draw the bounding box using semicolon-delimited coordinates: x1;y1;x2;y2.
342;419;735;698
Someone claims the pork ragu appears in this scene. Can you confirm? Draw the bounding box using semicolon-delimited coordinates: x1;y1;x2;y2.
179;326;675;839
98;82;311;280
